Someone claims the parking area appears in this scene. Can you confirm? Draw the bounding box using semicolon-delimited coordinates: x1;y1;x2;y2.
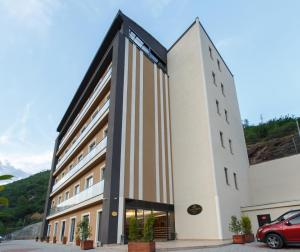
1;240;300;252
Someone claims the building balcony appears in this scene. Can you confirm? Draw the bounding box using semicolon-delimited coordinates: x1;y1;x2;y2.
58;66;112;151
55;99;109;172
52;137;107;193
49;180;104;216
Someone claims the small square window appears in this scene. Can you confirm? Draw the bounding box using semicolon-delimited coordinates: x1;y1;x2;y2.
74;185;80;195
86;176;93;189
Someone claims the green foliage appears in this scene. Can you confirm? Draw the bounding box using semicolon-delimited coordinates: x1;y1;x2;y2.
128;217;138;241
229;216;242;235
143;213;155;242
0;170;50;234
77;219;92;241
244;115;299;145
0;174;13;207
241;215;252;235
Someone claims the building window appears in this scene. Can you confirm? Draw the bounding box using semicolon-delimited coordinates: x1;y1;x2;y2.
83;214;90;223
89;141;96;152
100;166;105;180
234;173;238;190
62;172;65;177
80;125;86;135
225;109;229;123
65;191;69;201
74;185;80;195
229;139;233;154
209;46;213;59
224;167;229;185
106;94;110;101
216;100;220;115
212;71;216;86
217;59;221;71
58;196;62;204
69;163;73;171
220;131;224;148
47;224;51;236
221;83;225;96
86;176;93;189
54;222;58;237
78;154;83;162
52;200;55;207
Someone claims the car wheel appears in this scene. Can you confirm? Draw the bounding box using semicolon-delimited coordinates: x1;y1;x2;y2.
266;233;283;249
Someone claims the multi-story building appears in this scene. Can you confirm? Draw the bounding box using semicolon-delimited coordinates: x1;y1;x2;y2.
42;11;249;245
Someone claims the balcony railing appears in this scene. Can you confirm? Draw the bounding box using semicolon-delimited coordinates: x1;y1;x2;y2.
56;99;109;171
58;67;112;150
49;180;104;216
52;137;107;193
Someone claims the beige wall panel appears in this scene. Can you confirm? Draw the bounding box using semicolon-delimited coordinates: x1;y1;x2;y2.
142;57;156;202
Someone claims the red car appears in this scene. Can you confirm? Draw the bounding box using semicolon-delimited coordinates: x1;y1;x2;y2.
256;210;300;249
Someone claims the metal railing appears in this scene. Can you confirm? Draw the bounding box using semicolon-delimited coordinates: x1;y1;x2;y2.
49;180;104;216
56;99;109;171
52;137;107;193
58;67;112;150
248;134;300;165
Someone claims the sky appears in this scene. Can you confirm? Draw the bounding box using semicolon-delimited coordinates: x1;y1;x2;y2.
0;0;299;176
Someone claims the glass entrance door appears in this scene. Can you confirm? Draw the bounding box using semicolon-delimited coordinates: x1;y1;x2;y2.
69;218;75;242
97;211;102;242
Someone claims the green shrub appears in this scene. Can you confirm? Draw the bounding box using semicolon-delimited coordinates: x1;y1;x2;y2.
229;216;242;235
128;217;138;241
241;215;252;235
77;219;92;241
143;214;155;242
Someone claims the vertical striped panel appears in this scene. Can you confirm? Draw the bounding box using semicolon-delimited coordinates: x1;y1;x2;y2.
154;64;160;202
129;45;137;198
138;50;144;200
164;74;174;204
117;38;129;243
159;69;167;203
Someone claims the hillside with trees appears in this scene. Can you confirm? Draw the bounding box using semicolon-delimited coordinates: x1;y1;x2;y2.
244;115;300;164
0;170;50;235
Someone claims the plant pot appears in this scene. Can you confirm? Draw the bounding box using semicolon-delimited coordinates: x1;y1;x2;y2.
76;238;81;246
46;237;50;243
80;240;94;250
53;237;57;244
245;233;255;243
62;236;67;244
232;234;245;244
128;241;156;252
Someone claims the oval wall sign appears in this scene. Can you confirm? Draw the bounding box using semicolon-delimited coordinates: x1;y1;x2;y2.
187;204;203;215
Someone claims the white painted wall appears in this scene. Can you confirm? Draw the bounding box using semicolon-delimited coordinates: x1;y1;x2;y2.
168;22;220;240
198;23;250;240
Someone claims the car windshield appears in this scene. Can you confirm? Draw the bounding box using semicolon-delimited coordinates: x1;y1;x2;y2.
276;211;300;221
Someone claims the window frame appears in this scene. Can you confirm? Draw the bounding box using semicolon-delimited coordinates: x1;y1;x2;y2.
224;167;230;185
234;172;238;190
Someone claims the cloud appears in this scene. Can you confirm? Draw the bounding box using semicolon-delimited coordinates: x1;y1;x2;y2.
143;0;172;17
0;0;61;30
0;161;29;185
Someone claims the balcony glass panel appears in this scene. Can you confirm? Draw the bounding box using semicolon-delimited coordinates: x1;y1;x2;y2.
52;137;107;193
49;180;104;216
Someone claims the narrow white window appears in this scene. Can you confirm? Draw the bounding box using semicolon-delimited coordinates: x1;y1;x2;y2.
100;166;105;181
86;176;93;189
209;46;213;59
74;185;80;195
224;167;229;185
234;173;238;190
212;71;216;86
229;139;233;154
78;154;83;162
221;83;225;96
104;127;108;137
217;59;221;71
216;100;220;115
64;191;69;200
220;131;224;148
89;141;96;152
225;109;229;123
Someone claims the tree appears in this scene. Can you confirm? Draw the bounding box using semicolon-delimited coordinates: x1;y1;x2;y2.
229;216;242;235
0;175;13;207
128;217;138;241
241;215;252;235
143;213;155;242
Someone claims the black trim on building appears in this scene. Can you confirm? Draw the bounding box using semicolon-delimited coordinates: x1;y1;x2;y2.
99;31;125;244
125;199;174;212
40;137;59;238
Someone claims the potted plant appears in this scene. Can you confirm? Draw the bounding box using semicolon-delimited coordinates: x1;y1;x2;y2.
75;228;81;246
62;236;67;244
46;236;50;243
78;219;93;250
229;216;245;244
128;214;156;252
53;236;57;243
241;215;254;243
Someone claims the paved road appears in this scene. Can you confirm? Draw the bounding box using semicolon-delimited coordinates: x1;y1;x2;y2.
1;240;300;252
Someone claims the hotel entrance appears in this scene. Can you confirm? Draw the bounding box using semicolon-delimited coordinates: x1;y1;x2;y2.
124;199;175;242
